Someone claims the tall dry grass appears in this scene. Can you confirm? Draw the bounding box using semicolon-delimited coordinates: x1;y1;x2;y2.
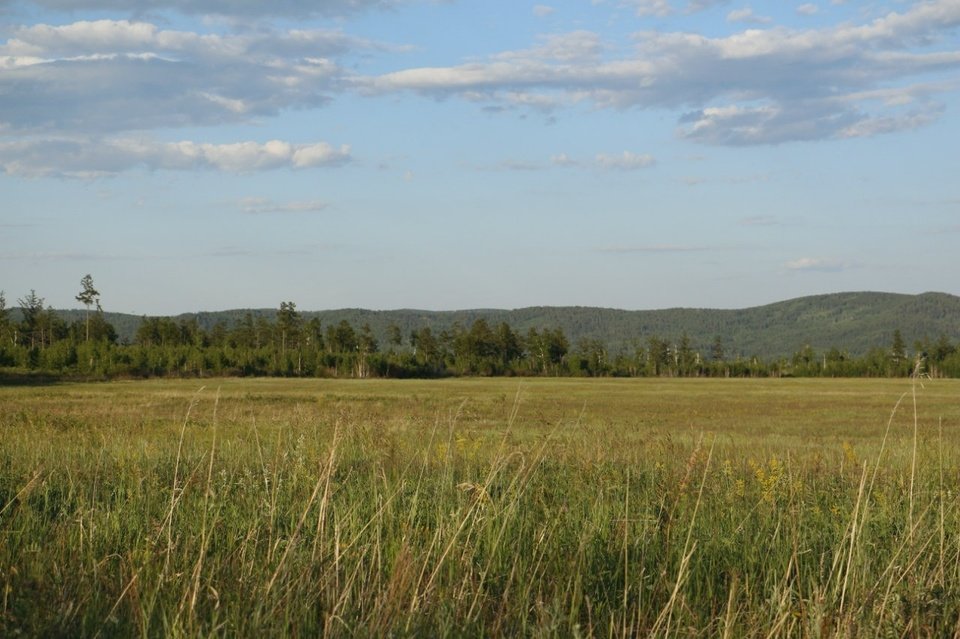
0;377;958;636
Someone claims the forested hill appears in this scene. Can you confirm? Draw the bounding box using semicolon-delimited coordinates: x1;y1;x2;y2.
55;291;960;360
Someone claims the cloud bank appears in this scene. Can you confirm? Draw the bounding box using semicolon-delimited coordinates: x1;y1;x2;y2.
0;0;408;18
365;0;960;144
0;138;351;177
0;0;956;183
0;20;379;135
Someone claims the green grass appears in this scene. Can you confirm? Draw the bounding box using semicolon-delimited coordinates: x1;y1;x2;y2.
1;377;959;637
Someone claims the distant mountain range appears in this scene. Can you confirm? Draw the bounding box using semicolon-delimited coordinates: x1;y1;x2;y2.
49;291;960;360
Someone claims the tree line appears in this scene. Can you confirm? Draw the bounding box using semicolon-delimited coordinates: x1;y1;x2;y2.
2;277;960;380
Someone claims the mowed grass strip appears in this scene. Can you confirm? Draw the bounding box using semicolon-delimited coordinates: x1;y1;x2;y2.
1;378;958;637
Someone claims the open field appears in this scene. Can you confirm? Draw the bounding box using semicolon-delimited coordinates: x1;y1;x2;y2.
2;377;960;637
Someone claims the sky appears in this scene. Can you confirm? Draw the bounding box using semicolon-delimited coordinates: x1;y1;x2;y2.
1;0;959;315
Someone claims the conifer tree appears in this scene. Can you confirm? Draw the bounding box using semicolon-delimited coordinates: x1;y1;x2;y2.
75;274;100;343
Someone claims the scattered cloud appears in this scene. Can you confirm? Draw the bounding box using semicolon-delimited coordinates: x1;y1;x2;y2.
0;137;351;178
796;3;819;16
0;0;410;18
627;0;673;16
549;151;655;170
239;197;330;215
366;0;960;145
0;20;385;135
677;100;944;146
533;4;555;18
620;0;729;17
784;257;848;272
492;30;605;64
684;0;729;13
595;151;656;170
726;7;772;24
2;0;958;167
838;103;946;139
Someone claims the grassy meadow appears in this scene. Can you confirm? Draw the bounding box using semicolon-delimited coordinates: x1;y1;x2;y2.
1;377;959;637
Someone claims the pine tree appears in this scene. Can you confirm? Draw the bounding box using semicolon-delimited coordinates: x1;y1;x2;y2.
277;301;301;354
17;290;45;349
75;274;100;343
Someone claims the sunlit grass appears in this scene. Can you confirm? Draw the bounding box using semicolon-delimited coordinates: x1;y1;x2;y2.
1;378;959;636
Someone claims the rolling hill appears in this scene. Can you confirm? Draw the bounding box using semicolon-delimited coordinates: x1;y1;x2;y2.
49;291;960;360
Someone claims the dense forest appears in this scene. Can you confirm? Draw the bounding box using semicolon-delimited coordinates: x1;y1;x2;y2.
3;276;960;380
48;291;960;359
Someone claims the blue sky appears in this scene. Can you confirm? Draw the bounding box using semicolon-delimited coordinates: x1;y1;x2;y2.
2;0;958;314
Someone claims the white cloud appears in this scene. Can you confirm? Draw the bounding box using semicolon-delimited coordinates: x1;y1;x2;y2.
239;197;330;214
595;151;656;170
837;103;945;138
3;1;959;153
0;0;408;18
684;0;729;12
365;0;960;145
677;102;860;145
493;31;604;63
726;7;772;24
620;0;728;16
0;20;368;62
628;0;673;16
784;257;847;272
0;20;379;134
547;151;655;169
0;137;351;178
533;4;555;17
796;3;818;16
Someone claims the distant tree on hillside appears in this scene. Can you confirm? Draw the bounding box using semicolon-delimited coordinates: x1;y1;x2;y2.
277;301;301;354
711;335;725;362
304;318;324;350
677;332;698;375
647;336;670;376
17;290;45;349
75;274;100;343
527;327;569;374
327;320;358;353
386;323;403;350
891;329;907;375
